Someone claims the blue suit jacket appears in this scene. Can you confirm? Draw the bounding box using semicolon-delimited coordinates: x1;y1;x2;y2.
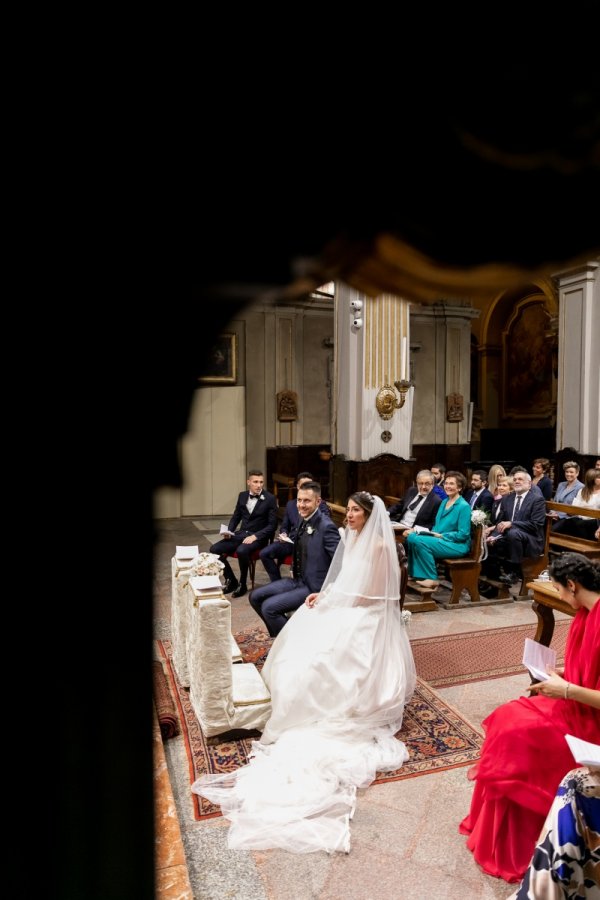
295;508;341;593
464;488;494;514
228;491;278;542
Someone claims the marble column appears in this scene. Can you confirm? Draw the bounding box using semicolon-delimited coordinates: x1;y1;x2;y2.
334;285;412;459
554;260;600;453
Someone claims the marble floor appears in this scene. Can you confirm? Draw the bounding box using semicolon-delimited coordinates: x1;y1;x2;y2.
153;516;570;900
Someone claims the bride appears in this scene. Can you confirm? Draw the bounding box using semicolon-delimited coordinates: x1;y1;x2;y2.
192;492;417;853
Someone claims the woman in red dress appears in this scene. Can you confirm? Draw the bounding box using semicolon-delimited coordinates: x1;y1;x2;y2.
459;553;600;883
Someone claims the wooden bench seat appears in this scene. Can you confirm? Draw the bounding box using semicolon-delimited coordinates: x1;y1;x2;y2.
443;524;484;604
544;501;600;560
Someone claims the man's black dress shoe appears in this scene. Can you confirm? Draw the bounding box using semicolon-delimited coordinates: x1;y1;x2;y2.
223;579;239;594
499;572;520;585
231;585;247;598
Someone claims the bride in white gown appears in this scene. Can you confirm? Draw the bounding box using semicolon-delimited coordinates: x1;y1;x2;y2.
192;492;417;853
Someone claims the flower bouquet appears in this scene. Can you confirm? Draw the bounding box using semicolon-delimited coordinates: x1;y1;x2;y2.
190;552;225;579
471;509;489;527
470;509;489;560
189;553;226;605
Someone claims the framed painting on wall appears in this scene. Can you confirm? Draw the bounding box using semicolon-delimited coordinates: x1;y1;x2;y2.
198;333;237;385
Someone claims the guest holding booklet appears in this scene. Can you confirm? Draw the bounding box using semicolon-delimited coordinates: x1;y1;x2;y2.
460;553;600;884
404;470;471;588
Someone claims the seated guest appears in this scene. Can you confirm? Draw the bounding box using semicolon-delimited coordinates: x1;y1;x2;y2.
531;457;554;499
387;469;441;535
260;471;330;582
209;469;278;598
485;477;514;536
249;482;340;636
551;460;584;518
509;764;600;900
464;470;494;514
510;465;545;497
552;468;600;540
405;471;471;589
430;463;447;500
460;553;600;884
487;464;507;499
483;470;546;585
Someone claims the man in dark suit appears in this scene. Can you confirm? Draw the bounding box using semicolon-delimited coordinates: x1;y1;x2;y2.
210;469;278;597
388;470;442;535
464;470;494;515
259;471;331;581
483;470;546;584
249;482;340;636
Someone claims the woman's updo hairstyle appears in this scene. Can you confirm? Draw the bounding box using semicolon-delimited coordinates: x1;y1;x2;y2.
350;491;375;517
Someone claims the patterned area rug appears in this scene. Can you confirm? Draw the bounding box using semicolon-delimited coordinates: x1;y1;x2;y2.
157;630;483;821
410;620;571;688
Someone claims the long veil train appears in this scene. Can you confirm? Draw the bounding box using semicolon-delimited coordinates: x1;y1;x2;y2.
192;495;417;853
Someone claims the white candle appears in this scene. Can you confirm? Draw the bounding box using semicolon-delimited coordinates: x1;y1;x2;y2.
401;336;407;382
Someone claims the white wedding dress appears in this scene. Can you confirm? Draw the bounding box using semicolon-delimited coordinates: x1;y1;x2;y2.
192;495;416;853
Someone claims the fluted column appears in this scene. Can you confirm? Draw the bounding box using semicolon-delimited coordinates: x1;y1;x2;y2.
334;285;412;459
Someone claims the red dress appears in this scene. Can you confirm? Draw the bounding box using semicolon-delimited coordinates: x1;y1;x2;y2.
459;600;600;883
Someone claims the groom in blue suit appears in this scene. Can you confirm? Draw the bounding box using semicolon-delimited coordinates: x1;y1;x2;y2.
249;482;341;636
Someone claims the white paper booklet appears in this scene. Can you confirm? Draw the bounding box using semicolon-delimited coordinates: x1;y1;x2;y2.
523;637;556;682
279;534;294;543
565;734;600;767
220;524;232;535
412;525;432;534
175;545;199;559
190;575;222;591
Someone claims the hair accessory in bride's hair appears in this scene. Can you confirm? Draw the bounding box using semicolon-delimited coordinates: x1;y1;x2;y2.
360;491;374;502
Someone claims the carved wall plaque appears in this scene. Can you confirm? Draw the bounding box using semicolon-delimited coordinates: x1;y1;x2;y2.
277;390;298;421
446;393;464;422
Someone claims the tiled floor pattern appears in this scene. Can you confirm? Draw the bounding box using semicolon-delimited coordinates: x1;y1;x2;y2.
154;515;570;899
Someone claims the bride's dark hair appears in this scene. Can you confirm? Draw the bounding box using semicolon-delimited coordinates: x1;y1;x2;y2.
549;553;600;591
350;491;375;516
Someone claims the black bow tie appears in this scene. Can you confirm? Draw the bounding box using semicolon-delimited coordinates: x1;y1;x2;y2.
249;494;261;500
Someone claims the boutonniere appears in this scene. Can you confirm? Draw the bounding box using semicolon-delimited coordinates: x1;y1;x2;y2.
258;494;264;501
306;525;315;535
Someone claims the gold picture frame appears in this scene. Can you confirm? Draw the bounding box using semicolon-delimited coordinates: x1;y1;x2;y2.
199;333;237;385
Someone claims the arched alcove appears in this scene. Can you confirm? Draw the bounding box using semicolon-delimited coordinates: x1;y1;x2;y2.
478;279;558;461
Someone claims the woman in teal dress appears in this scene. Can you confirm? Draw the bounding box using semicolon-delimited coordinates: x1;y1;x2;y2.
405;470;471;588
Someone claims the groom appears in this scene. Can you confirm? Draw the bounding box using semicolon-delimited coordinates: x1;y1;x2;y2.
249;482;340;637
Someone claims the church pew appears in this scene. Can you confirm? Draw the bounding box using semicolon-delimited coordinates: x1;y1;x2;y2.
544;501;600;560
